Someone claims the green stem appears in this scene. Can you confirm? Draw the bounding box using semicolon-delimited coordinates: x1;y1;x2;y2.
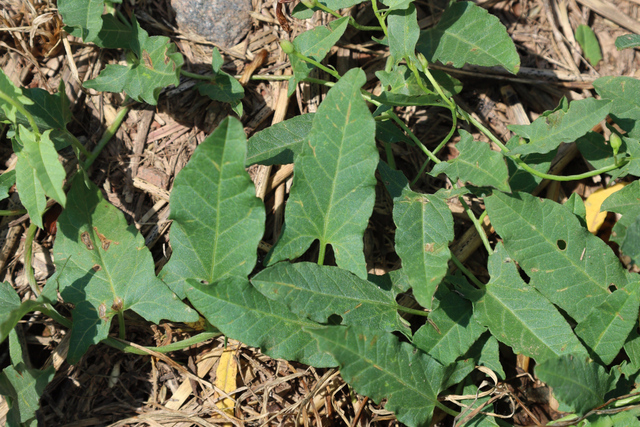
0;209;26;216
104;332;221;355
117;311;126;339
395;305;430;317
181;69;212;81
458;195;492;255
370;0;389;36
24;223;39;297
318;242;327;266
40;305;72;329
385;142;396;169
0;90;41;137
68;133;93;158
388;111;440;164
83;102;131;170
450;255;485;289
292;51;341;80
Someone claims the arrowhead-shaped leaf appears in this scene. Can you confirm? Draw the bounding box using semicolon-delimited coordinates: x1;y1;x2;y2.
251;262;407;332
508;98;611;155
186;277;336;367
266;68;378;279
430;130;510;191
417;2;520;74
594;76;640;138
575;281;640;364
379;162;453;308
388;4;419;65
310;326;449;427
536;355;617;415
53;174;198;363
84;17;183;105
485;191;626;322
195;49;244;116
160;117;264;298
470;244;586;362
246;113;315;166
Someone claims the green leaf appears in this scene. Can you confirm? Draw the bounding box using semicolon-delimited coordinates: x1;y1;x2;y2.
266;68;378;279
430;130;510;191
319;0;367;10
508;98;611;155
622;214;640;265
378;162;453;308
22;83;72;132
0;282;52;344
575;25;602;66
246;113;315;165
388;4;419;65
0;170;16;201
195;49;244;116
506;134;556;192
310;326;449;427
15;127;66;206
485;191;625;323
565;192;587;224
53;174;198;363
616;34;640;50
413;286;486;365
463;332;505;379
595;76;640;139
416;2;520;74
380;0;414;10
92;14;134;49
576;132;624;179
14;143;46;229
186;277;336;367
251;262;407;332
0;365;55;425
84;17;183;105
373;67;461;106
0;69;32;124
601;180;640;246
575;281;640;364
470;243;586;361
57;0;104;43
624;329;640;374
536;355;617;415
160;117;265;299
289;17;349;95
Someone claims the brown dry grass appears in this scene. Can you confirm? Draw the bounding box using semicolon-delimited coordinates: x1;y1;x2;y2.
0;0;639;425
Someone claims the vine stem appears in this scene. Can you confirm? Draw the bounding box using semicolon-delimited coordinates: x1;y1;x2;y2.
458;196;493;255
0;89;41;137
83;102;131;170
105;332;221;355
450;255;485;289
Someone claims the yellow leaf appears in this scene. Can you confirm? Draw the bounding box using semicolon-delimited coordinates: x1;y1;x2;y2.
584;183;627;234
215;349;238;416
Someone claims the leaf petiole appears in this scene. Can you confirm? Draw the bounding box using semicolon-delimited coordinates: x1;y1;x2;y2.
104;332;222;355
0;88;41;137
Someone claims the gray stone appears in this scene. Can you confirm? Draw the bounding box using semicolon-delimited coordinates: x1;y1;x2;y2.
171;0;253;48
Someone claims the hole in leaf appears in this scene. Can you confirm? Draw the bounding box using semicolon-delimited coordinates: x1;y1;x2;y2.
608;284;617;293
327;314;343;325
556;239;567;250
519;269;531;284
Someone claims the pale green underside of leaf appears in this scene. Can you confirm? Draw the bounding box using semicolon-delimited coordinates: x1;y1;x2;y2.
289;17;349;95
14;146;47;229
57;0;104;42
413;286;486;366
267;68;378;279
601;180;640;246
0;365;55;425
84;18;183;105
186;277;337;367
54;174;197;363
311;326;448;427
388;4;419;65
16;127;66;207
575;25;602;66
575;281;639;365
535;355;617;416
160;117;265;299
379;163;453;308
485;191;626;323
251;262;406;332
417;2;520;74
508;98;611;155
595;76;640;139
472;244;586;362
0;69;32;124
431;130;510;191
246;113;315;165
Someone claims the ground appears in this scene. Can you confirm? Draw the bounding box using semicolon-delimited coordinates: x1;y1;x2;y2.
0;0;639;425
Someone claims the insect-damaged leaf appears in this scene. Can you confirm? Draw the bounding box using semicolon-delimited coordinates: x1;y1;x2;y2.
53;174;198;363
485;191;627;323
266;68;378;279
160;117;264;298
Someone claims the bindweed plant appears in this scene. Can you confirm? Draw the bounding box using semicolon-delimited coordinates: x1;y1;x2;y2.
2;0;640;425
